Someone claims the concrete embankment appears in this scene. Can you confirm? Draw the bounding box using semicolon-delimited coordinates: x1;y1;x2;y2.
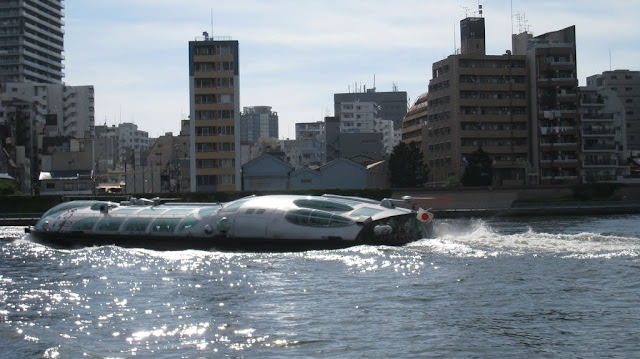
394;185;640;219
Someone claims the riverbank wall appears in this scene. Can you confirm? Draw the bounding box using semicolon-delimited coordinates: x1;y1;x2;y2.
394;184;640;218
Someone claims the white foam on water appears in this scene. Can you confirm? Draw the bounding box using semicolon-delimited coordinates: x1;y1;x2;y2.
410;219;640;258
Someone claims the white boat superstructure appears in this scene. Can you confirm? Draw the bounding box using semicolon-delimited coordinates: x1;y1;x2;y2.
26;194;434;250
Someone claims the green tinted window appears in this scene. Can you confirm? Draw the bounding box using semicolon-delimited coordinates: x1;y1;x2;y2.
111;207;140;215
71;217;99;231
165;208;197;215
43;200;99;217
220;198;250;213
350;207;383;218
285;209;353;227
95;217;125;231
199;206;221;217
123;218;152;232
177;215;199;232
294;198;353;212
150;218;181;233
138;208;166;216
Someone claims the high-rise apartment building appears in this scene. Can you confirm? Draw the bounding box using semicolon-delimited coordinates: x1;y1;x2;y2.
240;106;278;144
424;16;530;186
586;70;640;153
578;87;629;182
514;26;580;185
188;35;240;192
0;0;65;84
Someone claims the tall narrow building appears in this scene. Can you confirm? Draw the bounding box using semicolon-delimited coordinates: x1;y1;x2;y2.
514;26;580;185
188;35;240;192
0;0;65;84
424;16;530;186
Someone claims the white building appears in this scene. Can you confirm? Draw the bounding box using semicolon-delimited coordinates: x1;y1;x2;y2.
116;122;149;167
2;83;94;138
293;121;326;167
339;100;399;154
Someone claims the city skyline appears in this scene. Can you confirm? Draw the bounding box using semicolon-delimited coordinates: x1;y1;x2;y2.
64;0;640;138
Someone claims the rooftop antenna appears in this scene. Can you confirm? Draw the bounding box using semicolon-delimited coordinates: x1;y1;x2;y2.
210;8;214;36
453;23;457;54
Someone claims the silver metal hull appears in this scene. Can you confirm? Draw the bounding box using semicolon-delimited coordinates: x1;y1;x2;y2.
26;195;434;251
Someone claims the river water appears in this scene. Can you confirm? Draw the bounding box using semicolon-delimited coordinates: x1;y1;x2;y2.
1;215;639;358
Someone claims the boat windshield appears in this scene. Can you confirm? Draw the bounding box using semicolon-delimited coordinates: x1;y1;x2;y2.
293;198;353;212
42;200;105;218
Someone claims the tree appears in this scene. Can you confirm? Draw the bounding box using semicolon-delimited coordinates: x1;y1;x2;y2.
389;142;429;187
461;147;493;186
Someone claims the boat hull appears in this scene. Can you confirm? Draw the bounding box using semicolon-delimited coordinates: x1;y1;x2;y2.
27;230;363;252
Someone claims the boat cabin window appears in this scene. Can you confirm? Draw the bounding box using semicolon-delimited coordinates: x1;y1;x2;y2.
165;208;197;215
350;207;383;218
150;218;181;233
293;198;353;212
177;215;199;232
123;218;152;232
95;217;125;231
112;207;141;215
70;217;99;231
42;200;101;218
220;198;250;213
199;206;221;217
285;209;354;227
138;208;168;216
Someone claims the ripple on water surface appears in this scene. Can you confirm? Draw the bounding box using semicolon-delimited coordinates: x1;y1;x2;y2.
1;217;639;357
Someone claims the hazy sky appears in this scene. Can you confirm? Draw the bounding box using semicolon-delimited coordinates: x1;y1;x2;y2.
63;0;640;138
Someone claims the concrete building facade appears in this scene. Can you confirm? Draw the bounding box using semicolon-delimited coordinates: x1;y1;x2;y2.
402;92;428;146
338;100;399;154
240;106;278;145
514;26;580;185
334;89;407;130
579;87;629;182
424;17;530;186
293;121;325;168
188;36;240;192
0;0;64;84
586;70;640;153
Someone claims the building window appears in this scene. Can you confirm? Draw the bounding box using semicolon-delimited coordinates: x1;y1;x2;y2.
219;175;235;185
196;159;216;168
219;94;233;103
196;175;216;186
219;159;235;168
196;127;215;136
196;143;215;152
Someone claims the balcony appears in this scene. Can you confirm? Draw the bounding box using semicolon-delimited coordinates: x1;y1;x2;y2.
540;126;576;135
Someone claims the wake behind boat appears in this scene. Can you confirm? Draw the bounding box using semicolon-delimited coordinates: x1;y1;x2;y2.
25;194;434;251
